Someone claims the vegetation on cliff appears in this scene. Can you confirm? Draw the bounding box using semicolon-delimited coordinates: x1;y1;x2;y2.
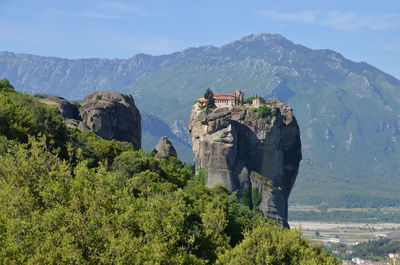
203;88;215;110
0;83;338;264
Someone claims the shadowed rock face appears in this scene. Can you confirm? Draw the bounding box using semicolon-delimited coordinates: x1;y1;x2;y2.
154;136;177;159
79;92;141;149
189;99;301;228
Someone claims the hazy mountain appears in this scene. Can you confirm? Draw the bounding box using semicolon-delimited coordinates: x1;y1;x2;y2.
1;33;400;207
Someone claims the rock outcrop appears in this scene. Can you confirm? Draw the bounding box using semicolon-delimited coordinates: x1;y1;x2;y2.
79;92;141;149
38;94;80;120
154;136;177;159
40;92;141;149
189;99;301;227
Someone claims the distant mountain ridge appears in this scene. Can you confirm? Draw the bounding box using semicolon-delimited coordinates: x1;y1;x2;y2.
1;32;400;207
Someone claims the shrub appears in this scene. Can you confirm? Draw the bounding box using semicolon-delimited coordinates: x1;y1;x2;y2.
252;187;262;209
0;79;16;93
257;105;272;118
194;168;208;185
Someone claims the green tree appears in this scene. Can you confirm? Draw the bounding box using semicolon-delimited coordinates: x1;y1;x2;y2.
0;79;15;93
0;92;68;153
194;168;208;185
204;88;215;110
218;222;339;265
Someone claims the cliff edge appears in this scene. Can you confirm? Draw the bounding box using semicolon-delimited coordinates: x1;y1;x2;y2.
189;99;301;227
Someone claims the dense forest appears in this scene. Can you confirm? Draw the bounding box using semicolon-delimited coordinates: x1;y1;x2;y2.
0;79;338;264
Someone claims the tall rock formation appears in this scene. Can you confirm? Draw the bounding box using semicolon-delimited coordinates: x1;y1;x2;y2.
189;99;301;227
40;92;141;149
79;92;141;149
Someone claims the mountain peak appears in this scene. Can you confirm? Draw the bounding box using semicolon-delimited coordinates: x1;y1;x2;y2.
221;32;297;52
239;32;285;42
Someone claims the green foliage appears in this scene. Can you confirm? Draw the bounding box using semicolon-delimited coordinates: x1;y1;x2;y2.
325;238;400;262
0;135;8;153
0;89;338;264
241;185;252;209
349;238;400;261
0;90;68;153
251;188;262;209
112;150;192;188
80;132;133;167
0;79;15;93
0;140;271;264
194;168;208;185
289;207;400;223
241;185;263;210
257;104;272;118
245;96;256;104
218;222;339;265
204;88;215;110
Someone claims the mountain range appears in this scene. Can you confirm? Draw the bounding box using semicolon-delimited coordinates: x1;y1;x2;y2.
1;32;399;207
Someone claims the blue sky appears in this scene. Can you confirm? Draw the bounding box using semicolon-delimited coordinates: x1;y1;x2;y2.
1;0;399;78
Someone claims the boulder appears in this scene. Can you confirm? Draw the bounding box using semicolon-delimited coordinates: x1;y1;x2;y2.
79;92;141;149
154;136;177;159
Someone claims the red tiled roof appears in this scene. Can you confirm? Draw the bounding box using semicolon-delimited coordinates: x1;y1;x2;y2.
197;91;241;102
198;96;235;101
214;96;235;100
214;93;234;96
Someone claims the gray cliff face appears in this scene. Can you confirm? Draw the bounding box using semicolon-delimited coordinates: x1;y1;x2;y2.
189;99;301;227
79;92;141;149
154;136;177;159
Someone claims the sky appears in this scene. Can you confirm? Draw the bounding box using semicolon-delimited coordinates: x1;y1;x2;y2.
0;0;399;79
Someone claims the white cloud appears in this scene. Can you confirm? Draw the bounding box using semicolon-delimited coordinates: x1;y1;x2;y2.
322;11;399;30
259;10;400;31
43;8;120;19
385;44;400;51
100;1;168;17
100;1;150;16
259;10;317;23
